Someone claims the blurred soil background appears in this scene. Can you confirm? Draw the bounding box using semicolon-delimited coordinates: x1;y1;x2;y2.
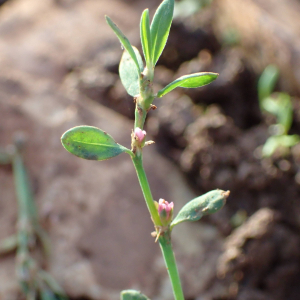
1;0;300;300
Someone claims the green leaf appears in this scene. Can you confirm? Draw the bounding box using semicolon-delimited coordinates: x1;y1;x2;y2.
171;189;229;229
121;290;150;300
119;46;144;97
262;93;293;134
140;9;152;67
276;93;293;133
261;96;280;116
106;16;141;73
262;134;300;157
258;65;279;104
157;72;218;97
150;0;174;66
61;126;129;161
12;151;38;222
174;0;211;19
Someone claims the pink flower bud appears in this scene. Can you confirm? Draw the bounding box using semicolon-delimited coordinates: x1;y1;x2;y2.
158;199;174;223
165;201;174;214
134;127;146;142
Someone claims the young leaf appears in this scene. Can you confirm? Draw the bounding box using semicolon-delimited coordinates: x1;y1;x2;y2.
119;46;144;97
261;96;280;116
61;126;129;161
150;0;174;66
258;65;279;104
262;93;293;134
171;189;229;229
276;93;293;133
105;16;141;73
121;290;150;300
157;72;218;98
140;9;152;67
262;134;300;157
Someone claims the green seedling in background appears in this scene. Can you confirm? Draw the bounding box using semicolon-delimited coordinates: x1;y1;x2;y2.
258;65;300;157
0;134;68;300
174;0;213;19
61;1;228;299
121;290;150;300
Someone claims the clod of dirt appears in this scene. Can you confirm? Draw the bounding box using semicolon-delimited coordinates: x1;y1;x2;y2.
216;208;300;300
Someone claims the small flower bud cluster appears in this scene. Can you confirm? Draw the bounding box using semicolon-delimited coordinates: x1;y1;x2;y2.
131;127;147;152
134;127;146;142
158;198;174;226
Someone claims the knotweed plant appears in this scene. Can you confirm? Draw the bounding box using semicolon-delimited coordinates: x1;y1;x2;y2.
0;135;67;300
61;1;229;299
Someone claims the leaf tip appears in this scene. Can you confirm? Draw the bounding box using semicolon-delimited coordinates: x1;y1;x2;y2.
105;15;114;27
221;190;230;200
209;72;219;80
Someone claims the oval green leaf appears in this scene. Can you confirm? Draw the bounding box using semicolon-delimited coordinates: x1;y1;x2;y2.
157;72;218;97
119;46;144;97
150;0;174;66
61;126;129;161
121;290;150;300
105;16;141;73
171;189;229;229
140;9;152;67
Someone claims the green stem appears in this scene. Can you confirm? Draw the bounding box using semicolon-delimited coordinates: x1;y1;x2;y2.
134;78;154;130
132;72;184;300
134;105;147;129
131;152;185;300
159;232;184;300
132;153;162;226
12;151;51;256
12;152;34;223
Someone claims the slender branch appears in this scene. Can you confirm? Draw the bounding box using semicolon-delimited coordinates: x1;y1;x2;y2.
159;231;184;300
131;152;162;226
131;148;185;300
12;152;33;222
12;151;51;257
